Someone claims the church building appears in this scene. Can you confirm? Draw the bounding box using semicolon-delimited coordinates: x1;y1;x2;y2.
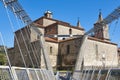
8;11;119;70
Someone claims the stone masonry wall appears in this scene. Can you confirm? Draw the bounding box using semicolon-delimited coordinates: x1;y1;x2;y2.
58;38;82;70
42;41;58;69
58;24;84;40
83;38;118;68
8;27;41;68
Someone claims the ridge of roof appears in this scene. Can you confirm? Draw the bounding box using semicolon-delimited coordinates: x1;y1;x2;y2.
15;23;45;33
88;36;117;45
45;37;58;43
33;23;45;28
45;21;84;31
45;36;117;45
35;16;70;25
45;37;81;43
35;16;84;30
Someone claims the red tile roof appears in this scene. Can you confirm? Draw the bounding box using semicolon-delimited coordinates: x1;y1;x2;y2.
88;36;117;45
35;16;84;30
45;37;79;43
45;37;58;43
45;36;117;46
33;23;45;28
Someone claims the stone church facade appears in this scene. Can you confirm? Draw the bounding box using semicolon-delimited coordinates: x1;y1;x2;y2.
8;11;119;70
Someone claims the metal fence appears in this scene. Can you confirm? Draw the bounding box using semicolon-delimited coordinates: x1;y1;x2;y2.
0;66;56;80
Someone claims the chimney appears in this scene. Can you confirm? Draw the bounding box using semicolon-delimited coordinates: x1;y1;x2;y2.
44;10;52;18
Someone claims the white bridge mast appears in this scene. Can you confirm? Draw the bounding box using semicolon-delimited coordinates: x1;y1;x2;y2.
73;6;120;80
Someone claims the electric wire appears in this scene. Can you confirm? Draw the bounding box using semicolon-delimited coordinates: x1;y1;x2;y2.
11;5;41;80
12;6;35;68
72;35;88;80
0;32;15;80
104;19;120;80
97;50;108;80
111;20;119;36
3;0;27;68
7;0;53;72
1;0;55;80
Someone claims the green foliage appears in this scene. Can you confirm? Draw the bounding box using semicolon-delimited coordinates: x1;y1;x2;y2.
0;45;7;65
0;53;7;65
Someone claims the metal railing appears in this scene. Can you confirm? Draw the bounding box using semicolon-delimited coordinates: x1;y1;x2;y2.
0;66;56;80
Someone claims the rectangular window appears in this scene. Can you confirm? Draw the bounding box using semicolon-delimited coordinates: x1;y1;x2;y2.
95;44;98;60
50;46;52;54
67;45;70;54
69;29;72;34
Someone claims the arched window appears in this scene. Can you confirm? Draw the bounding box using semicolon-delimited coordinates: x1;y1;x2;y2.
69;29;72;34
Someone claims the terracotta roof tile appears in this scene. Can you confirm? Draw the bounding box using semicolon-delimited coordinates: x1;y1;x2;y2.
59;37;81;42
45;37;58;43
45;36;117;45
45;37;81;43
35;16;70;25
15;23;45;33
35;16;84;30
88;36;117;45
33;23;45;28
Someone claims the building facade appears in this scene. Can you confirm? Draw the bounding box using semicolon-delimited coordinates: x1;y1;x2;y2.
8;11;119;70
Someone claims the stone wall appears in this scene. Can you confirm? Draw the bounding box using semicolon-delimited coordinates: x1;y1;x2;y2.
118;49;120;66
57;37;118;70
58;24;84;40
7;15;119;71
35;17;56;26
43;18;56;26
12;27;31;67
45;24;58;35
83;37;118;67
58;38;82;70
44;41;58;69
8;48;15;65
8;27;41;68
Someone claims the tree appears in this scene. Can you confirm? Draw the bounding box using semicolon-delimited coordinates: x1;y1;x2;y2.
0;46;7;65
0;53;6;65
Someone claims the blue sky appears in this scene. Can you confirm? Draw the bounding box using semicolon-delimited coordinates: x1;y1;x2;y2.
0;0;120;47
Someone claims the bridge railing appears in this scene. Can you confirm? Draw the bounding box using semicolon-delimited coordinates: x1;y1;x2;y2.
0;66;12;80
0;66;56;80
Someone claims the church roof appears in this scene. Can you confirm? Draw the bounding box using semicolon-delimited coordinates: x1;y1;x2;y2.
45;36;117;46
35;16;84;30
15;23;44;33
45;37;58;43
33;23;45;28
45;37;80;43
45;22;84;31
88;36;117;45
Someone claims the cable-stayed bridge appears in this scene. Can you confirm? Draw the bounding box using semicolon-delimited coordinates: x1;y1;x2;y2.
0;0;120;80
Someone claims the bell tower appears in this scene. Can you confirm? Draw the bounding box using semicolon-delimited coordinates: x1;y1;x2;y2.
77;18;82;28
94;11;109;41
